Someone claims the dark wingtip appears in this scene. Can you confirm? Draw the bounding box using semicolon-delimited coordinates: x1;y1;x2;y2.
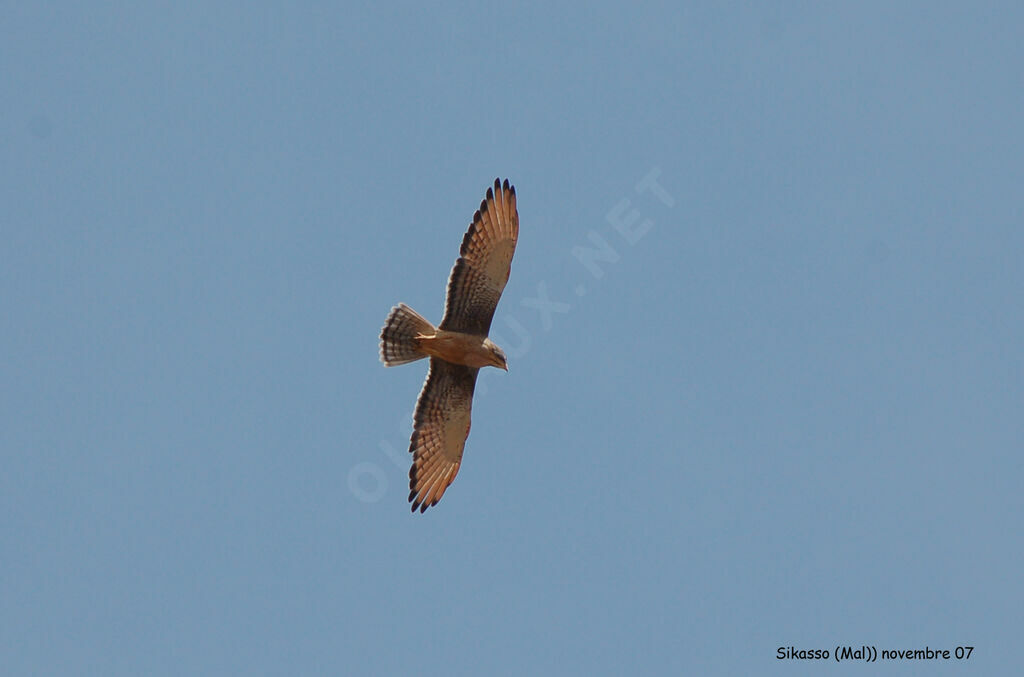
485;186;494;201
502;178;510;191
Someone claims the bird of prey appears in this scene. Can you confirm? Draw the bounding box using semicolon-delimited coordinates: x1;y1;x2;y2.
379;178;519;513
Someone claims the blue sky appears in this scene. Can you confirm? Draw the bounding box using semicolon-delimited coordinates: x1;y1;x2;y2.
3;2;1022;675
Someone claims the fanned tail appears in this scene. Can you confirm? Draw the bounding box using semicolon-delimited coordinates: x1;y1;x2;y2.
380;303;434;366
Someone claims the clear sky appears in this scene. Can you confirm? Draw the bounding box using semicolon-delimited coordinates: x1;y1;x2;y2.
3;2;1022;675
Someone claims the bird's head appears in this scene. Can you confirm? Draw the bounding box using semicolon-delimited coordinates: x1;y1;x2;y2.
483;339;508;371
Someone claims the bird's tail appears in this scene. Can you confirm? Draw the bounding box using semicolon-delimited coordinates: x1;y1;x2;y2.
380;303;434;366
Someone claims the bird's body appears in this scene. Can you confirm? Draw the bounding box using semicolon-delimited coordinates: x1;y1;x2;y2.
379;179;518;512
416;331;508;370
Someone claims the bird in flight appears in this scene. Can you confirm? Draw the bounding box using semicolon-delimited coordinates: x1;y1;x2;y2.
380;178;519;513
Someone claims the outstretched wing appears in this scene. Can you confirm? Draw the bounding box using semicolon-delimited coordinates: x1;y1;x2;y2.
408;358;480;512
439;178;519;336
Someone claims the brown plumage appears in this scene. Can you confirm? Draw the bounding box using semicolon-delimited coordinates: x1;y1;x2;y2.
379;179;519;512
